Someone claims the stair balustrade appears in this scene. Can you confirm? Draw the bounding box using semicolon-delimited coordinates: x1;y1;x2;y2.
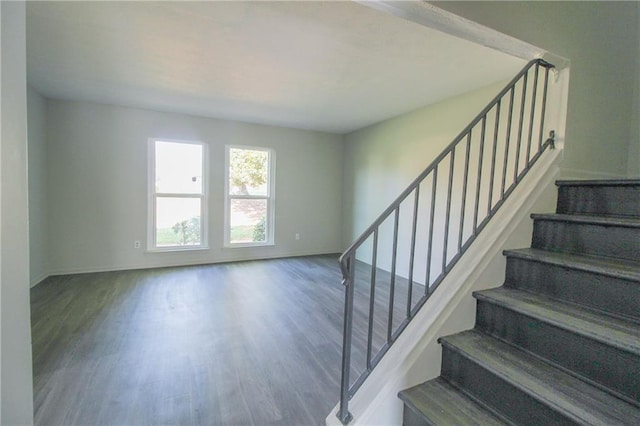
337;58;556;424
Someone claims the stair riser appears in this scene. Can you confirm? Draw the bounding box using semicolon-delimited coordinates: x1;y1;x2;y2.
531;220;640;261
441;346;571;425
402;406;429;426
505;257;640;321
557;186;640;218
476;300;640;404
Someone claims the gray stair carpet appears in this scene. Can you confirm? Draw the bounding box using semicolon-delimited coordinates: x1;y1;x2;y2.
398;179;640;425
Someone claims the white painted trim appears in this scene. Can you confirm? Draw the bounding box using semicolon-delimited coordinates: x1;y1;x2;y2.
145;245;210;254
43;249;340;278
147;138;209;251
29;272;49;288
223;241;275;249
358;2;570;72
326;147;563;426
358;1;543;61
559;167;628;181
546;67;571;154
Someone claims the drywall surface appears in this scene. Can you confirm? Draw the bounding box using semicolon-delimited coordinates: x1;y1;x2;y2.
1;4;3;420
432;1;640;179
342;80;504;250
1;1;35;423
630;5;640;178
46;100;344;274
28;87;48;286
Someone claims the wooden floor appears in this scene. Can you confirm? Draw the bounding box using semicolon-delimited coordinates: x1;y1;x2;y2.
31;255;421;426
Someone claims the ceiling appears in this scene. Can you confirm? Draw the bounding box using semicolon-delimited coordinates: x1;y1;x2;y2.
26;1;526;134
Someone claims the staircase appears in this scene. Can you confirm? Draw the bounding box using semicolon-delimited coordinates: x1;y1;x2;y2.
398;179;640;425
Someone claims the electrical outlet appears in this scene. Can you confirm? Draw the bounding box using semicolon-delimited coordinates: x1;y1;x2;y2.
134;240;141;249
295;233;300;240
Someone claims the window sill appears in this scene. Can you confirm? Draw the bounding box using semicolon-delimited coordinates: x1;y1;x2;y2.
223;242;275;249
146;246;210;253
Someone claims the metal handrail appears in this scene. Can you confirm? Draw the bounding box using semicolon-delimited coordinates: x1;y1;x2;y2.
337;58;555;424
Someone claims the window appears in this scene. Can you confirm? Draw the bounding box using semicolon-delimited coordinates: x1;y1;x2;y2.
149;139;208;250
225;146;275;246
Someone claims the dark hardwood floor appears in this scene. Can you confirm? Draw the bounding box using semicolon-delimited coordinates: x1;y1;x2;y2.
31;255;421;425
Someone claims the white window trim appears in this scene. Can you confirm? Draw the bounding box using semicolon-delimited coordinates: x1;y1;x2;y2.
224;145;276;248
147;138;209;252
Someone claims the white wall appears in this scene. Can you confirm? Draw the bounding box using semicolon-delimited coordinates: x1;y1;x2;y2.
432;1;640;179
1;1;35;424
46;100;344;275
28;87;48;286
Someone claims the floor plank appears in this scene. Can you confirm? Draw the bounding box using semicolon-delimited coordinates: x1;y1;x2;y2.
31;255;422;425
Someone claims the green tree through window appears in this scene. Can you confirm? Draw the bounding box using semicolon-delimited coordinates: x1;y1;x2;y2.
229;148;268;195
227;147;273;245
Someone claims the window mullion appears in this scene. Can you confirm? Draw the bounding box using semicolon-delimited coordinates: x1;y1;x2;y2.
227;194;269;200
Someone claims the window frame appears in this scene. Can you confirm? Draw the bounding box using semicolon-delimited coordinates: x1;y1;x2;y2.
147;138;209;252
224;145;275;248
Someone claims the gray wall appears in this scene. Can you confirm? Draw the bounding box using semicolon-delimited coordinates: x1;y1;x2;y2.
28;88;48;286
432;1;640;179
630;16;640;178
342;81;505;252
1;1;34;423
46;100;344;275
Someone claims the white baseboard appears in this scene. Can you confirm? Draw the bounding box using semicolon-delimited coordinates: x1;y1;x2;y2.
30;272;49;288
559;167;627;181
43;249;341;278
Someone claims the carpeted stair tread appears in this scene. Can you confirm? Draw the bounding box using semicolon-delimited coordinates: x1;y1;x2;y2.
556;179;640;187
440;330;640;425
503;248;640;281
399;179;640;424
531;213;640;228
473;287;640;355
398;377;508;426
